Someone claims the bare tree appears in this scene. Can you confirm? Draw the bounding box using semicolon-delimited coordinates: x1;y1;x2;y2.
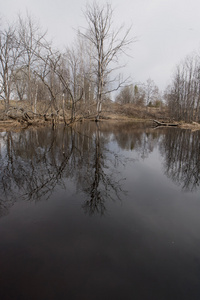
34;47;62;115
115;84;134;104
13;67;28;101
0;24;21;110
144;78;160;106
80;1;133;120
17;13;47;108
74;35;96;116
166;53;200;122
35;43;84;125
64;46;84;122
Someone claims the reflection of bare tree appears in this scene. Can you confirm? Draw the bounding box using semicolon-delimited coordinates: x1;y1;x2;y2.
111;122;162;158
2;123;199;218
0;127;75;204
161;129;200;191
0;122;127;217
80;123;125;216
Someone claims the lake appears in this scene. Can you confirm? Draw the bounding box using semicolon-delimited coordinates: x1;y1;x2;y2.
0;121;200;300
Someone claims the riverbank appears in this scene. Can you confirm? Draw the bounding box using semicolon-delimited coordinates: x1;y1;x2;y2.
0;116;200;132
0;100;200;132
178;121;200;131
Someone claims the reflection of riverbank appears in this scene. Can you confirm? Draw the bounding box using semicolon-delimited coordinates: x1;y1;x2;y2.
179;121;200;131
0;120;23;132
0;119;48;132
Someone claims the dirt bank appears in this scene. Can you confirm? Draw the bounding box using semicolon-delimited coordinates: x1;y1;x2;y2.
0;117;200;133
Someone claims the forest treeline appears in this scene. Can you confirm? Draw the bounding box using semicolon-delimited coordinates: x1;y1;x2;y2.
0;2;200;124
0;2;134;124
165;53;200;123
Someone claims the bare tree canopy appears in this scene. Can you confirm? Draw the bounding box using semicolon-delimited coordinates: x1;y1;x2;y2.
0;5;149;126
80;1;134;120
0;24;21;110
166;52;200;122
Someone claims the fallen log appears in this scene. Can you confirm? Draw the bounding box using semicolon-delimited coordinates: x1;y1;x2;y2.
153;120;178;127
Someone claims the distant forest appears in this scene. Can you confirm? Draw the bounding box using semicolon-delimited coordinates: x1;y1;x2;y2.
0;2;200;123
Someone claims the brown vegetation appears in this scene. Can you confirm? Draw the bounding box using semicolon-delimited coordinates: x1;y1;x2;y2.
0;99;168;131
1;99;199;132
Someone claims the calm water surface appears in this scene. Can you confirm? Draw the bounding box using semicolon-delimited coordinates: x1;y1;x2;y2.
0;122;200;299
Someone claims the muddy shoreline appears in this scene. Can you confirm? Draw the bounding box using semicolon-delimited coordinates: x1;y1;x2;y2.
0;117;200;132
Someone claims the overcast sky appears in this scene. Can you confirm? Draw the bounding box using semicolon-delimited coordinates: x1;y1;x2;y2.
1;0;200;91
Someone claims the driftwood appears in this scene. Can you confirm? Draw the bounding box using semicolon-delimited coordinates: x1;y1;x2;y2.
6;107;31;122
153;120;178;127
5;107;62;128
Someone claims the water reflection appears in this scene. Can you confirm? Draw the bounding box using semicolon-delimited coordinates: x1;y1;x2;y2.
161;128;200;191
81;123;125;216
1;123;200;300
0;123;200;217
0;122;128;216
112;122;161;158
110;123;200;191
0;128;74;202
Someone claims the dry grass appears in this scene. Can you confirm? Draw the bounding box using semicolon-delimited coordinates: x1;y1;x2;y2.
178;121;200;131
0;100;199;131
102;102;169;121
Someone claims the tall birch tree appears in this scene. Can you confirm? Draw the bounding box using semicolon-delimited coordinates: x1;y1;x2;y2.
80;2;133;120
